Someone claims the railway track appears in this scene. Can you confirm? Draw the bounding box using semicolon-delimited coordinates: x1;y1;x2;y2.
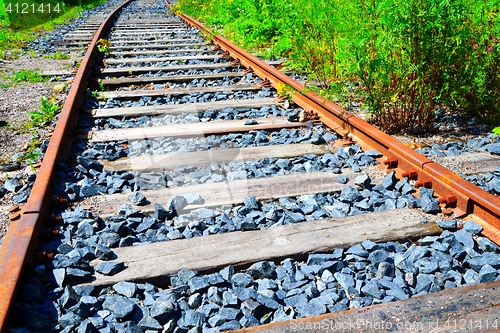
1;0;500;332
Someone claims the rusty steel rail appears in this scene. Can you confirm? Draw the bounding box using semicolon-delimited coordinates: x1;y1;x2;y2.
0;1;132;331
167;3;500;244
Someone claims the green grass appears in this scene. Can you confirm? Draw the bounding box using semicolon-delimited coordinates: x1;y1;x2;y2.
9;68;45;82
175;0;500;133
0;0;107;56
0;68;46;86
1;95;61;164
0;0;104;166
96;38;110;54
43;50;70;59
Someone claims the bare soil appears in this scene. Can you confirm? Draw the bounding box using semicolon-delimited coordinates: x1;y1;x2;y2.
0;54;78;242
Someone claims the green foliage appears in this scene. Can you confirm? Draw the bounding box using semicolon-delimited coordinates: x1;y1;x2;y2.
96;38;110;54
0;0;9;27
0;0;107;54
351;0;500;132
25;49;37;58
9;68;45;83
493;126;500;135
6;95;62;164
23;138;42;166
43;50;70;59
176;0;500;133
29;96;61;126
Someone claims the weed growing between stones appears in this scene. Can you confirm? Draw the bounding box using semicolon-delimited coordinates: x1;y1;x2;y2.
13;96;62;165
30;95;62;126
97;39;111;55
43;50;70;60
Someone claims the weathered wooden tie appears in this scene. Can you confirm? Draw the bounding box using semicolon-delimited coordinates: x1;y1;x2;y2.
87;209;439;287
231;280;500;332
95;71;242;86
84;117;304;142
103;143;330;171
99;84;260;99
82;170;355;216
87;97;276;117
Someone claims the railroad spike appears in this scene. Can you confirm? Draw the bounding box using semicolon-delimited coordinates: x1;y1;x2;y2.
383;157;398;168
402;169;418;179
415;178;432;188
274;96;288;103
51;197;68;206
34;251;54;264
230;58;241;65
442;209;454;216
45;215;63;227
438;194;458;206
242;67;254;74
8;205;20;213
334;135;356;147
41;228;60;240
9;211;22;222
257;78;272;88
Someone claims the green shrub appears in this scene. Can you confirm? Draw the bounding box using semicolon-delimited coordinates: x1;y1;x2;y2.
175;0;500;133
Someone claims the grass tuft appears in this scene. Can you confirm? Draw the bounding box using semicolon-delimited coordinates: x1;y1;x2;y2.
43;50;70;60
10;68;45;83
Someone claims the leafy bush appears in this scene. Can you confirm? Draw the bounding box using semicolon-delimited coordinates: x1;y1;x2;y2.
175;0;500;133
